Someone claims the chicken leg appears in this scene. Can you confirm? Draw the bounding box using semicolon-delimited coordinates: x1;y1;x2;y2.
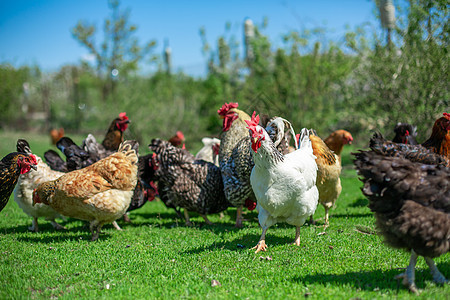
90;220;102;241
28;217;39;232
201;214;213;225
49;219;66;230
424;257;448;284
184;209;193;226
235;205;244;228
252;226;268;253
293;226;301;246
395;250;419;294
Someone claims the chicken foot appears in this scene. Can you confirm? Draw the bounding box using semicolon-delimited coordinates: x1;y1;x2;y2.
252;227;268;253
29;218;66;232
49;219;66;230
425;257;448;284
112;221;122;231
395;250;418;294
201;214;213;225
28;217;39;232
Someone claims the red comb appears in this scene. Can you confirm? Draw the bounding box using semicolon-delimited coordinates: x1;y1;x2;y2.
217;102;239;116
119;112;129;120
244;111;260;129
29;154;37;165
176;131;185;140
443;113;450;120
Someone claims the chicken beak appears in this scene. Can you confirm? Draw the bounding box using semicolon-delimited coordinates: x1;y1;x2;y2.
30;164;37;171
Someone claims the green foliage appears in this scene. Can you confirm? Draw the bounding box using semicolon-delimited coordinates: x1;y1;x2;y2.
342;0;449;141
0;0;447;147
0;64;32;129
72;0;157;100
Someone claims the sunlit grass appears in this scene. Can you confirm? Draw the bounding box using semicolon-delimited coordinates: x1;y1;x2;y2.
0;132;448;299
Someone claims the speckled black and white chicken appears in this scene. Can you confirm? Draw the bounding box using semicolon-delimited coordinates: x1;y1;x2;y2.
354;150;449;293
148;138;230;225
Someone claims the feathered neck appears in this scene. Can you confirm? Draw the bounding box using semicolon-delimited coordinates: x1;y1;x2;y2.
422;117;450;151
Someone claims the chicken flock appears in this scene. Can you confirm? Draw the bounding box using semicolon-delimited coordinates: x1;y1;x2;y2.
1;107;449;294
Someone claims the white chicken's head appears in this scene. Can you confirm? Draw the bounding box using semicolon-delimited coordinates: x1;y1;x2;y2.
245;112;265;153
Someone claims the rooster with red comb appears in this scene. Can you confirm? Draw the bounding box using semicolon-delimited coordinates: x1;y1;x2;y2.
421;112;450;159
217;102;257;228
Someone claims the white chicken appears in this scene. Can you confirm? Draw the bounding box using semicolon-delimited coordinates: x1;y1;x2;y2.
195;137;220;167
246;113;319;253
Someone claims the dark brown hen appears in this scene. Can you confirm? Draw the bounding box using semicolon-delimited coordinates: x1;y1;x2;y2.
149;138;230;225
353;150;449;293
0;152;37;212
392;123;418;145
369;132;450;167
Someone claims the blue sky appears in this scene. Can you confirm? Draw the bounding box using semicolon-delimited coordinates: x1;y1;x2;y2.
0;0;378;77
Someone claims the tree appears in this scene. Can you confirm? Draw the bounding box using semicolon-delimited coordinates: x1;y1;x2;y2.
72;0;156;100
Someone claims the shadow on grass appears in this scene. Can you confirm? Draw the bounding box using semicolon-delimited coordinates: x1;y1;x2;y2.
3;221;114;243
128;208;259;231
293;261;450;292
14;230;112;243
329;212;373;219
349;197;369;207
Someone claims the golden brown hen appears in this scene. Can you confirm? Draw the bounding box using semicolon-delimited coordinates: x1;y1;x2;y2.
33;141;138;241
324;129;353;162
49;128;64;145
308;131;342;227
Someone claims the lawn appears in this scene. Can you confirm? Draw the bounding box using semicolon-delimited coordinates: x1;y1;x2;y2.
0;131;448;299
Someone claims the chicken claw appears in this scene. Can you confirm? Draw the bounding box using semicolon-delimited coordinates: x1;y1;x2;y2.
394;250;419;294
252;240;268;253
395;273;419;294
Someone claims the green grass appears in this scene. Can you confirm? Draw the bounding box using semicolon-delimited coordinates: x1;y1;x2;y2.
0;131;449;299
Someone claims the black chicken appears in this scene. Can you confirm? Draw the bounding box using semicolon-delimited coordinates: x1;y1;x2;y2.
392;123;418;145
0;152;37;212
44;137;92;172
370;132;449;167
353;150;449;293
148;138;230;225
44;150;68;172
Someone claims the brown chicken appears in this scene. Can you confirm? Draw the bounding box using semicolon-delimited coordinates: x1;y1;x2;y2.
308;131;342;226
82;112;131;160
168;131;186;148
32;141;138;241
324;129;353;162
0;152;37;212
421;112;450;159
49;127;64;145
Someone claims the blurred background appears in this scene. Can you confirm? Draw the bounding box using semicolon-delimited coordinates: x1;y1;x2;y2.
0;0;447;150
